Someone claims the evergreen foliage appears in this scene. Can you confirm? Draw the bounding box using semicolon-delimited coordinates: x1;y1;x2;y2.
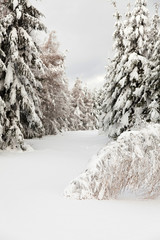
145;4;160;123
70;78;86;131
0;0;46;149
70;78;98;131
101;0;158;138
91;89;99;129
100;2;125;136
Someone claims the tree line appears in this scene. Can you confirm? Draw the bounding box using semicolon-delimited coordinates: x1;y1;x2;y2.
0;0;159;150
0;0;98;150
100;0;160;138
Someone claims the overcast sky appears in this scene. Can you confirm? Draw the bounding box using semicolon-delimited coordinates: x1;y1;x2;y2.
32;0;157;89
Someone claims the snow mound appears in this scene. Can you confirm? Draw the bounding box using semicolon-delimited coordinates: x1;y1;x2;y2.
64;124;160;200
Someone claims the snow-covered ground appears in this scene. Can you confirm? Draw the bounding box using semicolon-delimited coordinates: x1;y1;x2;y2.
0;130;160;240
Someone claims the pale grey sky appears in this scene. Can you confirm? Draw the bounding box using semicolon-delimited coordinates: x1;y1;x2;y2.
32;0;157;89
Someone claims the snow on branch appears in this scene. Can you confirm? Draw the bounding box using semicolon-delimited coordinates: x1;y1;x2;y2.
16;57;37;86
23;13;47;31
1;13;14;29
0;58;6;72
9;27;19;60
64;124;160;200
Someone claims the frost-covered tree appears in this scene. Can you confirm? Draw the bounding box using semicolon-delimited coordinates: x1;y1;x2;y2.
40;32;71;135
0;98;8;149
70;78;97;131
83;87;97;130
145;4;160;123
100;2;125;135
92;89;100;129
101;0;150;138
147;3;159;59
70;78;86;130
0;0;46;149
97;88;104;125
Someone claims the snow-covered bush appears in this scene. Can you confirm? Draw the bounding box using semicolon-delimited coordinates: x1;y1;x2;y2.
64;124;160;200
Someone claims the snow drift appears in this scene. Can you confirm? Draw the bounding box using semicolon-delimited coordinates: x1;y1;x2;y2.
64;124;160;200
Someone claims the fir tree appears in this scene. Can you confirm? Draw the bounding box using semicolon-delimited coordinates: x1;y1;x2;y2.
0;0;46;149
147;3;159;59
90;89;99;129
93;89;103;129
83;87;96;130
70;78;86;130
100;1;125;136
145;4;160;123
101;0;150;138
70;79;97;131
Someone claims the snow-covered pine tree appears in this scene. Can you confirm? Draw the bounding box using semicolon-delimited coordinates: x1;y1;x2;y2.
101;0;150;138
100;1;125;136
94;89;103;130
0;0;46;149
147;3;159;59
70;79;98;131
40;31;71;135
70;78;86;130
83;87;97;130
145;4;160;123
0;1;8;149
92;89;100;129
0;97;7;149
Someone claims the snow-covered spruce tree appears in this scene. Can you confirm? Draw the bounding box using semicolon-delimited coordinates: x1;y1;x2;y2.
40;32;71;135
144;4;160;123
96;88;104;129
92;89;100;129
83;87;97;130
70;79;97;131
0;0;46;149
0;1;8;149
100;2;125;135
147;3;159;60
0;97;7;149
70;78;86;131
101;0;150;138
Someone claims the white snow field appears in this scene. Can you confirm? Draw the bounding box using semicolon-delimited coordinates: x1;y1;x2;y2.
0;130;160;240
